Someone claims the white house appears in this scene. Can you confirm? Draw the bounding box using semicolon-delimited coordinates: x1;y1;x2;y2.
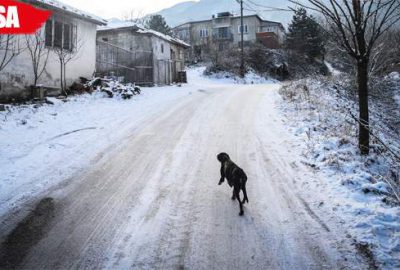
0;0;106;102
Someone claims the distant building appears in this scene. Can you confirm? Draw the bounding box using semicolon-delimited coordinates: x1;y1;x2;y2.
96;23;190;86
172;12;285;61
0;0;106;102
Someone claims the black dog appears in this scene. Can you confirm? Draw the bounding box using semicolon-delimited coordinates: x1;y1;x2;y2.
217;153;249;216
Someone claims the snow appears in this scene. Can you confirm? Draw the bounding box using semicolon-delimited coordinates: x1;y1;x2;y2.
33;0;107;25
1;66;398;268
98;21;190;48
97;20;138;31
1;67;268;218
387;72;400;108
325;61;341;76
199;66;277;85
278;76;400;269
388;71;400;80
0;83;197;218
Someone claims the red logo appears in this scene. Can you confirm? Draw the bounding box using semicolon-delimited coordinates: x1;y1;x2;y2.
0;0;52;34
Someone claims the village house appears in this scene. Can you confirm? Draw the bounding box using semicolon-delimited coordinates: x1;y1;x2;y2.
0;0;106;102
172;12;285;61
96;22;190;86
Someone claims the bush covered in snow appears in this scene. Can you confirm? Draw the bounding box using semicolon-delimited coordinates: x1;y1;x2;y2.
279;73;400;268
204;43;329;81
279;75;400;205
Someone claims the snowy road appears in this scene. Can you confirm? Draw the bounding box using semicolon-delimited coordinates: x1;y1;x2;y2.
1;80;368;269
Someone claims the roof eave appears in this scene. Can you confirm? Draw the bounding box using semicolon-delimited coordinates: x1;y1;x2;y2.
25;0;107;26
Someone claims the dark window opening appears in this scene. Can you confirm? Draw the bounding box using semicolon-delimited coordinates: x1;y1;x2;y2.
218;27;229;39
54;21;63;48
161;43;164;53
63;24;71;50
45;20;53;47
45;18;76;51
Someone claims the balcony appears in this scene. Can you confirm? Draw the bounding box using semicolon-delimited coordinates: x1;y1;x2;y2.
212;27;233;41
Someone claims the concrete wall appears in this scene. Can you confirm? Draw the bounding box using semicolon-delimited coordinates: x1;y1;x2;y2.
190;21;213;46
231;16;260;44
0;13;98;101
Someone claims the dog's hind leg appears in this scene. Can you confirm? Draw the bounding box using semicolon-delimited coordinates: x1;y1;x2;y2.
234;187;244;216
231;189;236;200
242;184;249;204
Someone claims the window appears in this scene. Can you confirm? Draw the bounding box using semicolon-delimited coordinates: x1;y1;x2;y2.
45;20;53;47
200;29;208;38
44;18;76;51
238;25;248;34
218;27;229;38
54;21;63;48
161;43;164;53
63;24;71;50
179;30;189;40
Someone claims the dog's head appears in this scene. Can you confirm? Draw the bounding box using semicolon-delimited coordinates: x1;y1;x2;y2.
217;152;230;163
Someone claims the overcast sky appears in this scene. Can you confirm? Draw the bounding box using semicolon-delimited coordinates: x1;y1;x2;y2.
62;0;191;19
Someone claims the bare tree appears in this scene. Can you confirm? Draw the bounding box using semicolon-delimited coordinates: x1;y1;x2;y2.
290;0;400;155
122;9;147;25
25;30;50;86
0;35;24;73
54;39;83;95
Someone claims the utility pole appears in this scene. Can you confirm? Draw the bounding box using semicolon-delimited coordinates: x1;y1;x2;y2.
240;0;245;77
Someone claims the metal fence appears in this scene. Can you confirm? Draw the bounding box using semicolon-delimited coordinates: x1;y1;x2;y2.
96;41;154;85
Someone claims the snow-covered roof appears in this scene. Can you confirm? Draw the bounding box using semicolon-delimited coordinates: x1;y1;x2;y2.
98;21;190;48
26;0;107;25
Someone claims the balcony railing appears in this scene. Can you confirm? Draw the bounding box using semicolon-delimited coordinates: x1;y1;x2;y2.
212;29;233;41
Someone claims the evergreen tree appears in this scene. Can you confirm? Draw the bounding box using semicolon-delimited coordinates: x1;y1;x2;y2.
286;8;325;59
145;15;172;36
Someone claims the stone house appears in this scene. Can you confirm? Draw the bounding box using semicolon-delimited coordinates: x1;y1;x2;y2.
96;23;190;86
0;0;106;102
173;12;285;61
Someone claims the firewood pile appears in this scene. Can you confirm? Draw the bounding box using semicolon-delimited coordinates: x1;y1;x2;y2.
81;77;141;99
88;78;141;99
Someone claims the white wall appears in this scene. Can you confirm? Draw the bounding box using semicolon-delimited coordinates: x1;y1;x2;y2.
0;16;98;100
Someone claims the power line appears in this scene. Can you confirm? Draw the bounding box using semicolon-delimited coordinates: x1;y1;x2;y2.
244;0;292;12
